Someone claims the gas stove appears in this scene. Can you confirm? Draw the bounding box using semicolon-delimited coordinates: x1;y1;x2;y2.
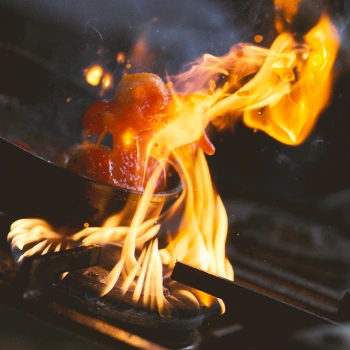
2;199;350;349
1;1;350;349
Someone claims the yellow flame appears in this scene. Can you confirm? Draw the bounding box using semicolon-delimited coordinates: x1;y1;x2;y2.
170;13;339;146
243;15;339;145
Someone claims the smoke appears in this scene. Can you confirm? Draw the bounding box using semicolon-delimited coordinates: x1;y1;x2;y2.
0;0;254;75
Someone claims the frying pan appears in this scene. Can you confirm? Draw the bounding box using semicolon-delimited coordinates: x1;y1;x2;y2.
0;136;181;233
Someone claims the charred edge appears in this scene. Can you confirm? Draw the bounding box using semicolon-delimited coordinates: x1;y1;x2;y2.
14;245;101;298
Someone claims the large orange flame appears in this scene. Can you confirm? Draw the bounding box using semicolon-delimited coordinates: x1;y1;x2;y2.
169;13;339;146
244;14;339;145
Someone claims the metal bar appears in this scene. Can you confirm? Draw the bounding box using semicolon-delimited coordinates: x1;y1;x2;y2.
15;245;101;297
171;261;336;334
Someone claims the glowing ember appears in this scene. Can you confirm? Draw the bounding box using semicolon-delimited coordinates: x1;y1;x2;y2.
243;14;339;145
101;73;113;90
254;35;263;43
116;52;126;64
8;0;340;320
85;65;114;95
85;65;103;86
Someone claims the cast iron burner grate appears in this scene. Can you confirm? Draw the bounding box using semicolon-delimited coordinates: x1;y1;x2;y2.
14;241;222;327
2;241;216;349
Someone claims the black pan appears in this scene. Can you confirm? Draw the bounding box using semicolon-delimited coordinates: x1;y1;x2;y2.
0;136;181;234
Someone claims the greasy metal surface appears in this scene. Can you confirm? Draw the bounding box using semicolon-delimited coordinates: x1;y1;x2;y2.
15;245;101;296
0;136;181;232
171;262;335;334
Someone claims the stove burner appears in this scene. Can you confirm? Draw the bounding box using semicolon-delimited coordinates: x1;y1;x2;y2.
14;245;101;298
1;246;203;349
51;264;220;331
12;243;220;337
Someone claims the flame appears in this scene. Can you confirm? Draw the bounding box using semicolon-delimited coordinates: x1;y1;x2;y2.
243;14;340;145
8;2;340;319
171;13;339;146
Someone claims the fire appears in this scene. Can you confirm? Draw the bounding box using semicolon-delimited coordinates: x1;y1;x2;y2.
172;13;339;145
243;14;339;145
8;2;340;319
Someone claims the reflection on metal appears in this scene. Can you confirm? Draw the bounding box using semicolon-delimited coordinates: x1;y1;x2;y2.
171;261;335;333
15;245;101;297
55;305;168;350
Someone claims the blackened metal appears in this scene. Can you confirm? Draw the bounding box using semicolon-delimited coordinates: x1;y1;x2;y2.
171;262;335;333
226;199;350;287
228;251;341;319
50;263;214;332
0;249;200;349
337;290;350;322
52;305;170;350
225;199;348;320
51;281;202;349
0;136;181;233
15;245;101;297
